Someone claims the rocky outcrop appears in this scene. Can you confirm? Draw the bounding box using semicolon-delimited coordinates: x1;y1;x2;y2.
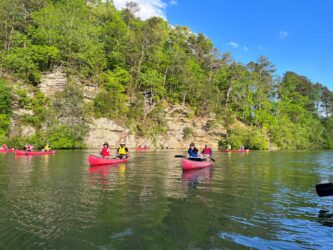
39;67;67;96
86;118;130;148
13;109;34;116
160;104;226;149
85;104;227;149
21;126;36;137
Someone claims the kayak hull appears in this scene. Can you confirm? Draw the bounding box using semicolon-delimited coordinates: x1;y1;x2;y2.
88;154;128;166
15;150;56;155
135;148;149;152
221;149;250;152
0;148;15;153
181;158;213;171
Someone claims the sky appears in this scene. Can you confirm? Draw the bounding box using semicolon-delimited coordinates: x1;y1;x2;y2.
113;0;333;89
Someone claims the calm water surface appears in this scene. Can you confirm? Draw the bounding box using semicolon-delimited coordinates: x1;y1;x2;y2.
0;150;333;249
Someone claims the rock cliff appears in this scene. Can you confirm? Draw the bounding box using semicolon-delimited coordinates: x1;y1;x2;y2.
12;67;227;149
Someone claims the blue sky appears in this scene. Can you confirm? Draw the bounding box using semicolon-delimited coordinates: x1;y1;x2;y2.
114;0;333;89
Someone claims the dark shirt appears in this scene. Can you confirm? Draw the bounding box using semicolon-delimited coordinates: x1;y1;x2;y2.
188;147;199;157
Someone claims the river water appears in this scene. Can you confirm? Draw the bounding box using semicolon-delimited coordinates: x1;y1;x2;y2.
0;150;332;249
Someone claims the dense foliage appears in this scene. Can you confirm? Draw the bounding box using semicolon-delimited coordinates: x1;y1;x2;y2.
0;0;333;149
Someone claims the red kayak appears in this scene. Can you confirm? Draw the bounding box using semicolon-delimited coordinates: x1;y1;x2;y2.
15;150;56;155
88;154;129;166
135;148;149;152
221;149;250;152
0;148;15;153
181;157;213;171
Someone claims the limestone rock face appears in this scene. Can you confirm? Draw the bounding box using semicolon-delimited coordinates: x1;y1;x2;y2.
83;85;97;99
85;104;227;149
13;109;34;116
39;67;67;96
86;118;130;148
21;126;36;137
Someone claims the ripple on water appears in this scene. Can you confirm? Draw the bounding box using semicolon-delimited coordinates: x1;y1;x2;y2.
1;151;333;249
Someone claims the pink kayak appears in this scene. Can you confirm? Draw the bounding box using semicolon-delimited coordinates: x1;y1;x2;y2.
88;154;129;166
15;150;56;155
221;149;250;152
181;157;213;171
0;148;15;153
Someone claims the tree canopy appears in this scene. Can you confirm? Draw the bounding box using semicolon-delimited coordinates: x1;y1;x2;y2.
0;0;332;149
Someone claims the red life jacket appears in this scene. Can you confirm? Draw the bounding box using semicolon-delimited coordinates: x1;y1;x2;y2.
27;145;33;151
202;147;212;155
1;144;8;149
100;147;110;157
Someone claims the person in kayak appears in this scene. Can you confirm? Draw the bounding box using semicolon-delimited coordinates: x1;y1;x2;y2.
0;144;8;150
188;143;200;158
25;143;33;152
100;142;110;158
117;142;128;159
202;144;212;157
43;143;51;152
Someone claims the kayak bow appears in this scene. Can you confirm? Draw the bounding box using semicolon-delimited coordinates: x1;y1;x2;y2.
0;148;15;153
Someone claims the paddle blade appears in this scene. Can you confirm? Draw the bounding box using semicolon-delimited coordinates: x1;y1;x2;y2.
316;183;333;197
174;155;186;158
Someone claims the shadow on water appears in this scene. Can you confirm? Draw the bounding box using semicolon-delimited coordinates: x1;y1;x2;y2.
318;209;333;227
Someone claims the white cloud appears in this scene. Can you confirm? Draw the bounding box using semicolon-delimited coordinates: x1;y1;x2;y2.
279;31;288;40
169;0;177;5
113;0;167;20
228;42;239;48
243;46;248;52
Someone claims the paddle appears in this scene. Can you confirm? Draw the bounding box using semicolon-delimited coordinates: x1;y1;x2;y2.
316;183;333;197
174;155;216;162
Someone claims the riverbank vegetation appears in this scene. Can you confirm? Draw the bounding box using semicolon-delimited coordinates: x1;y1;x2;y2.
1;0;333;149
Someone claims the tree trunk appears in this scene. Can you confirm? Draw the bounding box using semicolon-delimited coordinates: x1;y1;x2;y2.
225;82;232;110
163;66;169;86
182;92;187;107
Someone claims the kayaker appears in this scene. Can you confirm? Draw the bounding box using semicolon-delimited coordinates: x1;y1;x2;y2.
43;143;51;152
117;142;128;159
239;145;245;151
25;143;33;152
188;143;199;158
1;144;8;150
100;142;110;158
202;144;212;157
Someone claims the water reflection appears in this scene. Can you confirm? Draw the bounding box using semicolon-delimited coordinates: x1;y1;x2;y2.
88;163;127;190
181;167;212;190
318;209;333;227
1;151;333;249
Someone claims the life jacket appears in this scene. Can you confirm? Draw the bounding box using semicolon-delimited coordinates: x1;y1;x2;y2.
27;145;33;150
100;147;110;157
118;146;127;155
202;147;212;155
1;144;8;149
